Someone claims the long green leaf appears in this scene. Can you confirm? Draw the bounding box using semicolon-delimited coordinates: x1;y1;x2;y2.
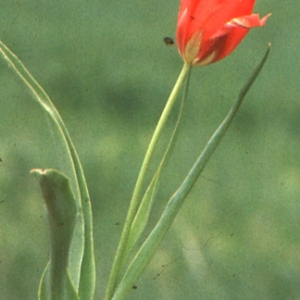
39;263;80;300
111;44;271;300
32;169;79;300
105;63;191;300
0;41;95;299
120;66;192;272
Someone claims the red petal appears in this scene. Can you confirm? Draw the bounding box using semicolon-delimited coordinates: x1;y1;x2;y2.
176;0;270;65
176;0;243;57
212;13;271;38
213;13;271;61
200;0;255;38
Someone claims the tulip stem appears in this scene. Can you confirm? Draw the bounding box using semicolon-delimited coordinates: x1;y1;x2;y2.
110;44;271;300
105;62;191;300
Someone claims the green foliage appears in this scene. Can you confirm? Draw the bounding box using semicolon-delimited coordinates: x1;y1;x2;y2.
31;169;80;300
39;263;79;300
0;1;299;300
0;40;95;299
110;46;270;300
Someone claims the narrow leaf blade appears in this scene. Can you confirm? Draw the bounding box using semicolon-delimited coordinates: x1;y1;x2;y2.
0;41;95;297
32;168;79;300
111;45;271;300
38;262;80;300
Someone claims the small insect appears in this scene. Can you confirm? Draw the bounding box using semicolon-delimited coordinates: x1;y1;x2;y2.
163;37;175;46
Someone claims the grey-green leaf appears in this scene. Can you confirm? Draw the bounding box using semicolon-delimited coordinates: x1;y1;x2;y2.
0;41;95;298
111;45;271;300
32;168;79;300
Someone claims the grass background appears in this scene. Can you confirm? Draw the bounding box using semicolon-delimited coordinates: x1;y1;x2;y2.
0;0;299;299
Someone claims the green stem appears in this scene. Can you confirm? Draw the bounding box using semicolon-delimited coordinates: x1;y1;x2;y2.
119;63;192;273
105;62;191;300
110;44;271;300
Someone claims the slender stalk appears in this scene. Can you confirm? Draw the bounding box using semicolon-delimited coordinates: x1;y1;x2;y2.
105;62;191;300
119;64;192;272
111;44;271;300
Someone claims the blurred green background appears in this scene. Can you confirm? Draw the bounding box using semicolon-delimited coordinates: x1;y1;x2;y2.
0;0;299;299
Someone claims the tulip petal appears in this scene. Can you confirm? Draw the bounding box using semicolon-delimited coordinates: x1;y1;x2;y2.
177;0;240;59
211;13;270;62
200;0;255;38
213;13;271;38
176;0;270;66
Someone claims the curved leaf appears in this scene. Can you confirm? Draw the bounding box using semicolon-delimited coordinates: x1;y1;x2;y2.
32;169;80;300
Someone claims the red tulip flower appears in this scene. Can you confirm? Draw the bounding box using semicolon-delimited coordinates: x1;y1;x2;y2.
176;0;270;66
